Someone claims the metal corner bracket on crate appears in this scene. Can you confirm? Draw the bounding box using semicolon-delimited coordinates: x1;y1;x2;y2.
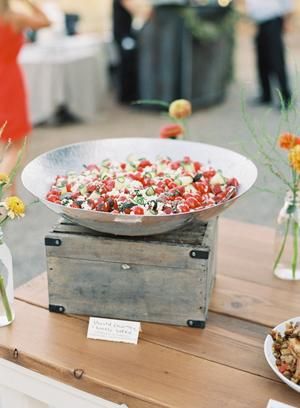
49;304;65;313
45;218;218;328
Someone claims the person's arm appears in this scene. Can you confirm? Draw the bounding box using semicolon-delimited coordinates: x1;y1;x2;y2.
13;0;51;31
282;0;295;32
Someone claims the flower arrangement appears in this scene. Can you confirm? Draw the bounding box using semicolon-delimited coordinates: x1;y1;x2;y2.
158;99;192;140
243;101;300;280
135;98;192;139
274;132;300;279
0;123;26;325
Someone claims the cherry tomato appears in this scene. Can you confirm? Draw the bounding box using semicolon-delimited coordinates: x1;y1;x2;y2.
70;203;80;209
71;192;80;200
278;364;289;374
170;161;180;170
96;202;110;212
105;180;115;192
87;199;96;209
203;169;216;179
227;178;239;187
212;184;222;195
194;161;202;172
87;183;97;193
167;182;177;189
214;192;227;203
139;160;152;168
86;164;99;171
178;204;190;213
133;206;144;215
186;197;201;209
163;207;172;214
155;187;164;195
66;183;72;192
47;190;61;197
47;194;60;203
194;182;209;194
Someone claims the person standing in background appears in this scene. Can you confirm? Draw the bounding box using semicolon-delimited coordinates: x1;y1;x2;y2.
246;0;294;108
0;0;50;189
113;0;138;103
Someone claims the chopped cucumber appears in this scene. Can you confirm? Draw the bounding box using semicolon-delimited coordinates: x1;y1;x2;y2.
183;163;195;173
146;187;155;196
79;184;87;195
210;172;226;186
177;176;193;186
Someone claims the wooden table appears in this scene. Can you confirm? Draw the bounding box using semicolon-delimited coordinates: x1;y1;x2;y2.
1;218;300;408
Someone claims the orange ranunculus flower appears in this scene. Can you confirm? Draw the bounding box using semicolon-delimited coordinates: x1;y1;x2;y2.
169;99;192;120
288;145;300;173
160;124;184;139
278;132;298;150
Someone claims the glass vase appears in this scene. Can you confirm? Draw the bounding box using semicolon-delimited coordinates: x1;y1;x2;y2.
273;191;300;280
0;228;14;326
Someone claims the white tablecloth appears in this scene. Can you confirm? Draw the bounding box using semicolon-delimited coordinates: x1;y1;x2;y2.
19;35;109;125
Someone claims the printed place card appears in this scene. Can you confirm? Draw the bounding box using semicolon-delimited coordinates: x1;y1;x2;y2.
267;400;296;408
87;317;141;344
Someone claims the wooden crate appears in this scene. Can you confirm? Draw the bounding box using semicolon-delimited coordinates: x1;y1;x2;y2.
45;219;218;328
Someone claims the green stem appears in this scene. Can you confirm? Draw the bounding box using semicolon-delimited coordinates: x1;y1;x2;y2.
273;215;291;272
0;275;13;322
182;118;190;139
132;100;169;109
291;221;299;279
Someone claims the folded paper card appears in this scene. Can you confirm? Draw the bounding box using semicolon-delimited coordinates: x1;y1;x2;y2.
267;400;296;408
87;317;141;344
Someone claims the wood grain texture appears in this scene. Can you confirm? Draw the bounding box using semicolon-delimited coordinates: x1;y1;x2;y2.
54;219;212;247
45;219;217;325
218;218;300;291
11;218;300;407
1;300;300;408
210;274;300;328
47;256;206;325
13;274;289;383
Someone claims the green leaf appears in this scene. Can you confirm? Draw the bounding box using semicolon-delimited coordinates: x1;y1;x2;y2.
287;204;296;214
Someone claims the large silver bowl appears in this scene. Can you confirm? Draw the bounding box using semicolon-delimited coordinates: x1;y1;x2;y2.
22;138;257;235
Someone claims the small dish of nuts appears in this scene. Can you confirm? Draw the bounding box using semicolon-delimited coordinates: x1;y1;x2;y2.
264;317;300;393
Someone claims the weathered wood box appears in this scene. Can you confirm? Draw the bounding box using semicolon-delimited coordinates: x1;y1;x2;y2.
45;219;218;328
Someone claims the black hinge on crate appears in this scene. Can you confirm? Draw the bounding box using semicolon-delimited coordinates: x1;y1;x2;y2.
189;250;209;260
45;238;62;247
187;319;206;329
49;304;65;314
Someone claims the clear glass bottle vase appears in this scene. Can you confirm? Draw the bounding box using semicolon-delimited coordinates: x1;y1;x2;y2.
0;228;14;326
273;191;300;280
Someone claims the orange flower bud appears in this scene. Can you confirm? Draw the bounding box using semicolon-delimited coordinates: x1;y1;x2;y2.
278;132;297;150
169;99;192;119
160;124;184;139
288;145;300;173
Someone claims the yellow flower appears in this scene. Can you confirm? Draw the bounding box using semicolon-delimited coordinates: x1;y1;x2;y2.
0;173;9;185
288;145;300;173
4;196;25;219
169;99;192;119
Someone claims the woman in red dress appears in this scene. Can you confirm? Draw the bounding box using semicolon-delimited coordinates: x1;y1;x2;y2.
0;0;50;180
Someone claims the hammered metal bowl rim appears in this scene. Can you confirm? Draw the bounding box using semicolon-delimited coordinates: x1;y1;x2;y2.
22;137;258;220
